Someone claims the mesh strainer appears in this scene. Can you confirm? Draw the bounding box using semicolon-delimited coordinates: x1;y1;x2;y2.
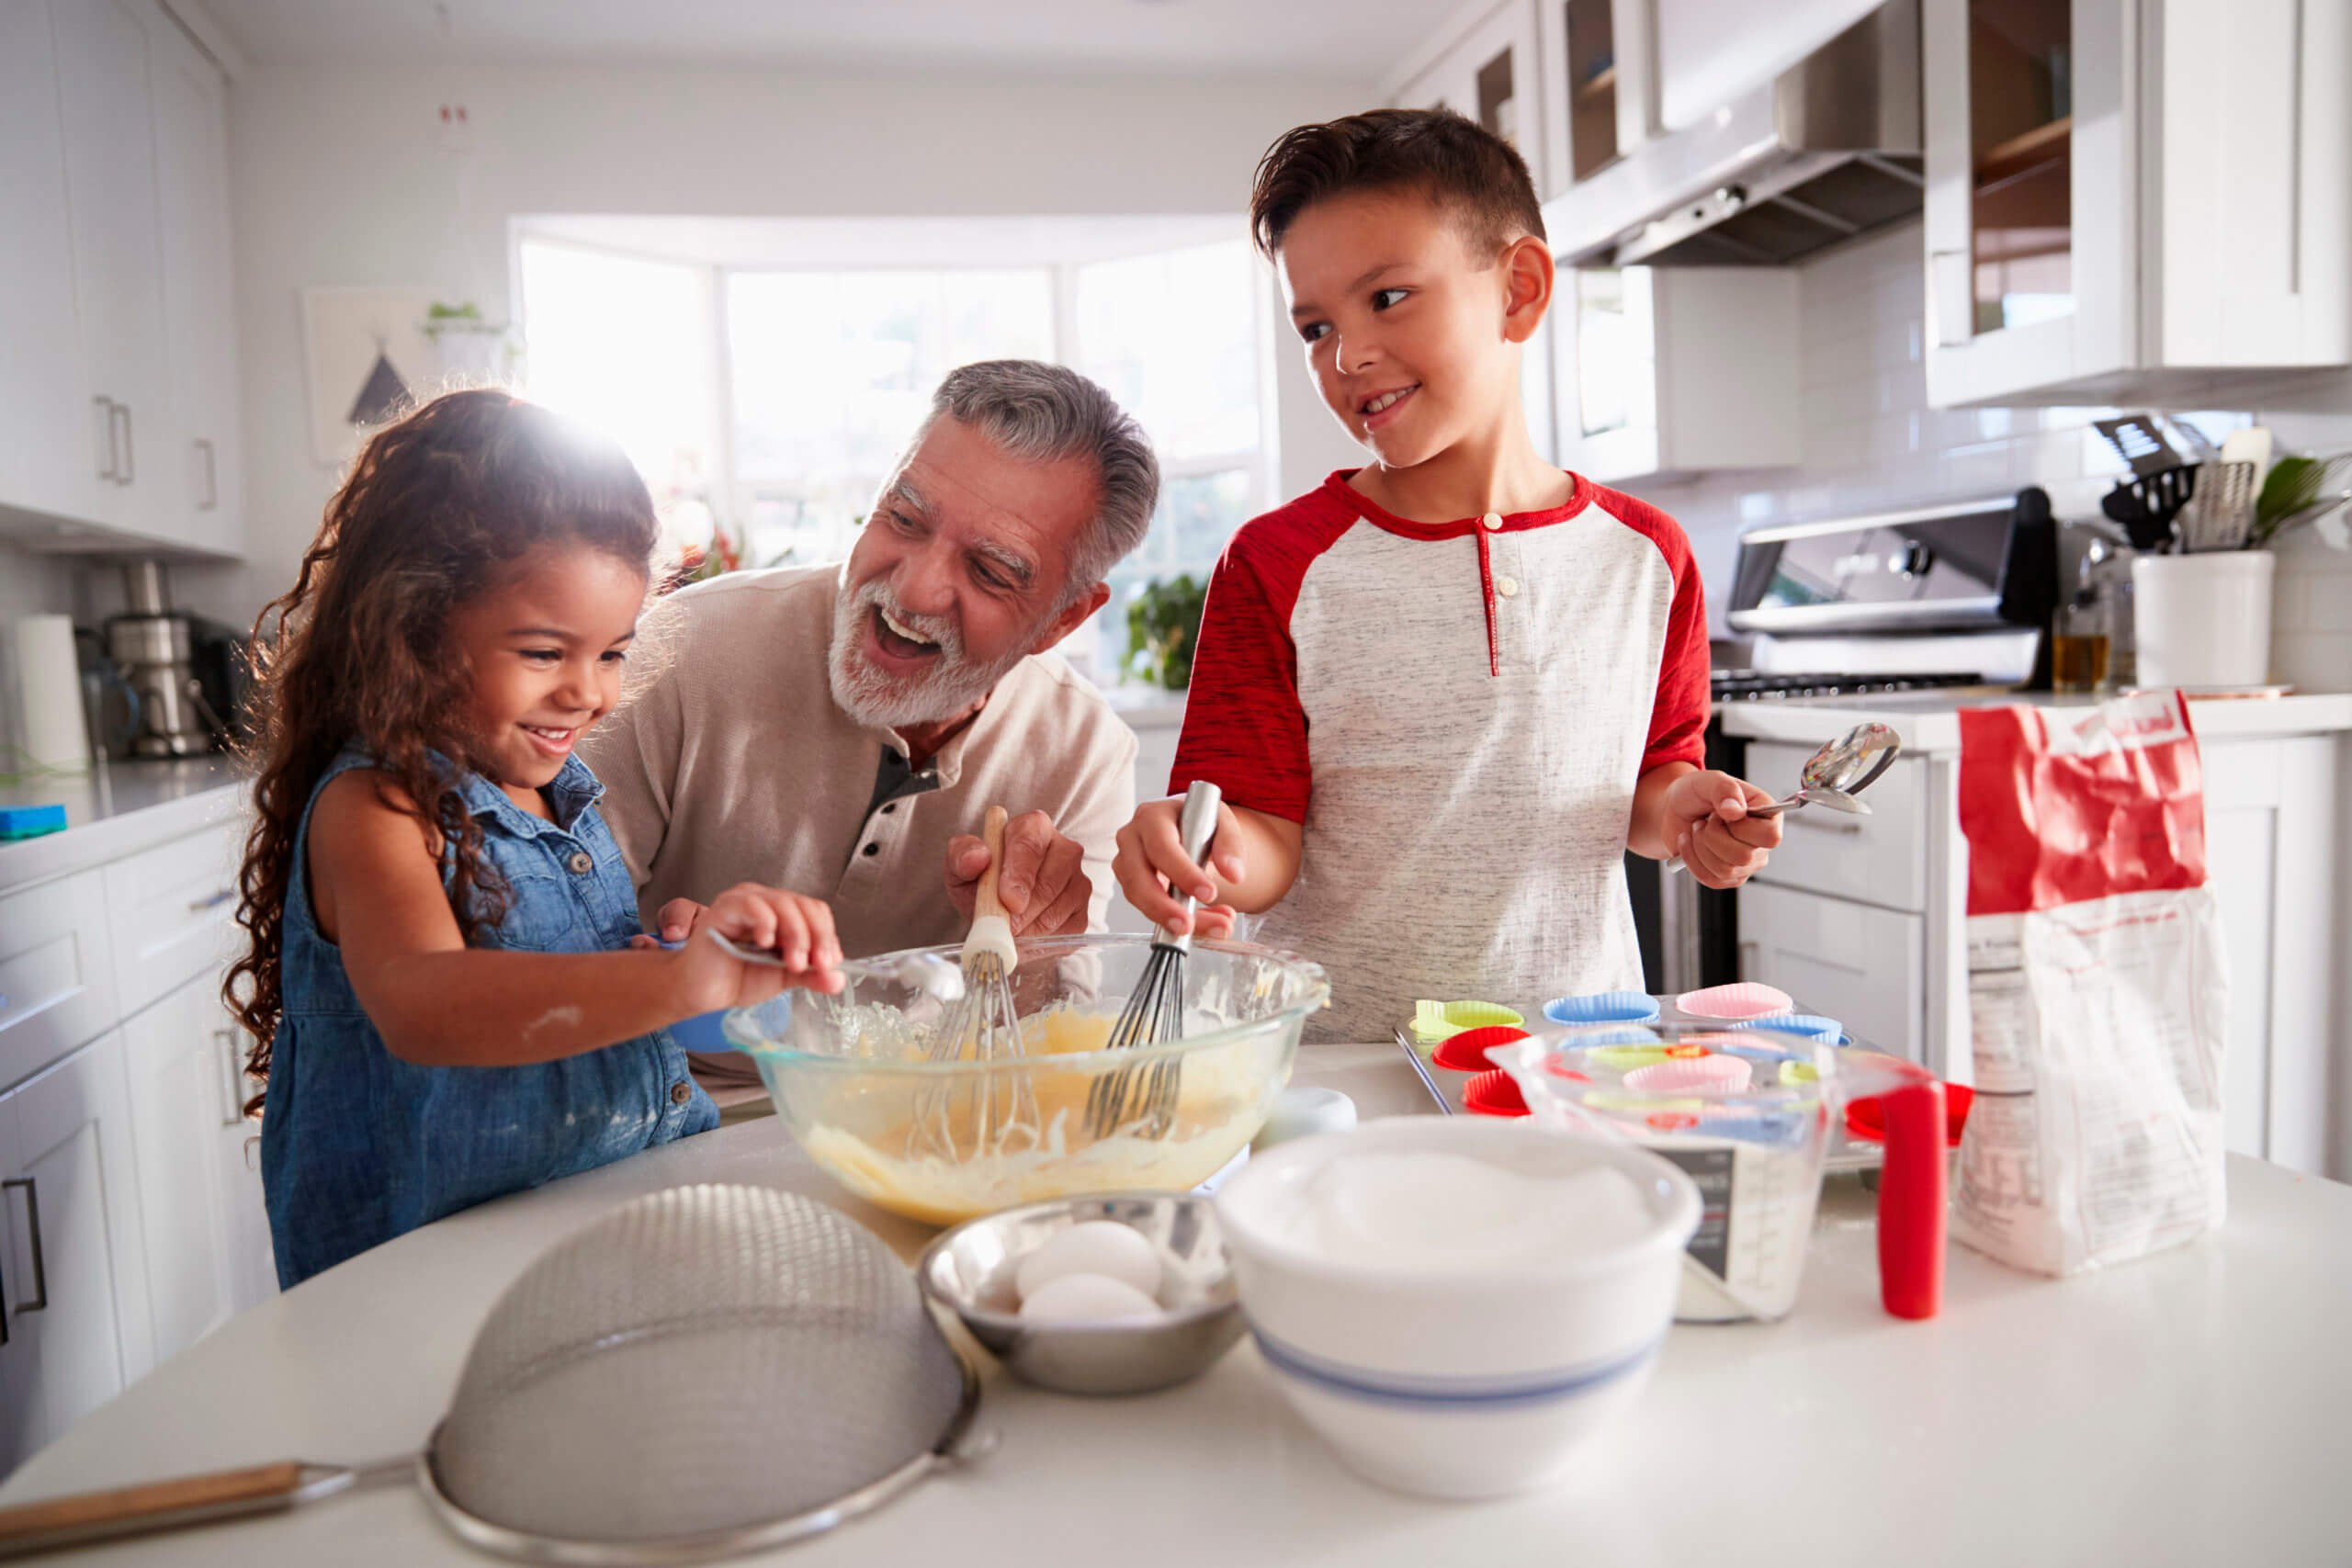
0;1185;984;1564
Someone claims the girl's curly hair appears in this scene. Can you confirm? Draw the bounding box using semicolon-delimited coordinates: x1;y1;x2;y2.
223;389;659;1111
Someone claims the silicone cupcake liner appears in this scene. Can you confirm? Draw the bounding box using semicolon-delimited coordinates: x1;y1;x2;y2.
1674;982;1795;1021
1461;1069;1531;1117
1589;1045;1672;1072
1430;1025;1530;1073
1623;1055;1756;1095
1730;1013;1844;1042
1408;998;1524;1043
1542;991;1661;1026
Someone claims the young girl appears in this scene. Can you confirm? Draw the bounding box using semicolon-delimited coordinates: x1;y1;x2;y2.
225;389;841;1287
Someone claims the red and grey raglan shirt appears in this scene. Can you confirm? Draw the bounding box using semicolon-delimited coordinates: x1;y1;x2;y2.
1170;470;1710;1043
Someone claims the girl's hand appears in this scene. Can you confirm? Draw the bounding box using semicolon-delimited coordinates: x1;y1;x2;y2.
628;897;706;950
675;884;844;1012
1662;771;1782;888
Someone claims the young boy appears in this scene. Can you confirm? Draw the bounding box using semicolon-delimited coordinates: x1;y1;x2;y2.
1112;108;1781;1042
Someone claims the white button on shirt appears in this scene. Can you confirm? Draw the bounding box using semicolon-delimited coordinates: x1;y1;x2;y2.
1496;575;1520;598
1481;511;1504;531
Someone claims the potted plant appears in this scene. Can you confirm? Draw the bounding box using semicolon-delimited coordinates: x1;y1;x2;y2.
1124;574;1208;691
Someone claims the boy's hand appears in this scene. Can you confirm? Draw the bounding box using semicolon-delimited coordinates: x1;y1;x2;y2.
675;884;844;1012
1661;772;1782;889
1113;797;1245;939
944;808;1092;938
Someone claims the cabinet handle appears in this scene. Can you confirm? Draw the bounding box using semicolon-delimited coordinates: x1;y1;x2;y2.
216;1029;247;1127
188;887;234;914
3;1179;48;1315
93;396;118;480
110;403;134;487
196;438;218;511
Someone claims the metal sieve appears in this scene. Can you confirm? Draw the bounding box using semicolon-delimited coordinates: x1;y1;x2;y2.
0;1185;985;1563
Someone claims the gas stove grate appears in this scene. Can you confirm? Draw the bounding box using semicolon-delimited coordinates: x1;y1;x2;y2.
1710;670;1985;702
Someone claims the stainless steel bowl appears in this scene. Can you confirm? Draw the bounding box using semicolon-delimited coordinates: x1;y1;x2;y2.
916;1192;1244;1397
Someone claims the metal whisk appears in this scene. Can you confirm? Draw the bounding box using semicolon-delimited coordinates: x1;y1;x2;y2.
913;805;1039;1161
1086;781;1222;1139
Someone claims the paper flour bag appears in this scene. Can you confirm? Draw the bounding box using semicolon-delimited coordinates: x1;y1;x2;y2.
1951;691;2229;1278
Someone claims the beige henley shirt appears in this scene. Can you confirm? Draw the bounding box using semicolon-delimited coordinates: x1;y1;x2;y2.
582;565;1137;1086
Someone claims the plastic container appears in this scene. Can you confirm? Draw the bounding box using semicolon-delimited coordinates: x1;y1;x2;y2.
2132;550;2275;688
1497;1026;1946;1323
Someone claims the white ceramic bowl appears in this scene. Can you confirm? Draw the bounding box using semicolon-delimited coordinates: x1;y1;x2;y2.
1215;1117;1700;1499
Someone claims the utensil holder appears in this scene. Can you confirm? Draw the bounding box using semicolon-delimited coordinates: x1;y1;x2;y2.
2132;551;2274;688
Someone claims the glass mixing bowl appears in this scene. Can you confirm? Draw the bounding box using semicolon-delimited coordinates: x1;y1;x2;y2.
722;934;1329;1225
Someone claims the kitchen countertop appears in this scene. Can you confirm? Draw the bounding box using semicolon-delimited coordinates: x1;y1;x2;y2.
0;755;246;891
1719;687;2352;753
4;1045;2346;1566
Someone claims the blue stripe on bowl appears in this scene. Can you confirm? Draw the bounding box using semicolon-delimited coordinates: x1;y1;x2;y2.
1544;992;1663;1025
1250;1326;1661;1409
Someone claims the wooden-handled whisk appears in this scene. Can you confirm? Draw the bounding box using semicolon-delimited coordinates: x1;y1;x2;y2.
1085;781;1222;1139
912;805;1038;1160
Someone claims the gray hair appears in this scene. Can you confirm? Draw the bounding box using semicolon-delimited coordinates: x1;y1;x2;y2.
913;360;1159;599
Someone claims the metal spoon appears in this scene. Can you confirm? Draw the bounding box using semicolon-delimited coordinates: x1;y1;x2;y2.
1665;722;1901;874
700;928;967;1001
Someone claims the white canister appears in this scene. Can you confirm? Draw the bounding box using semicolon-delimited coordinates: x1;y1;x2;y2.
12;614;92;772
2132;551;2276;689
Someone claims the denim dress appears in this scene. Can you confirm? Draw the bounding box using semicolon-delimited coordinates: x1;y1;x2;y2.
261;749;718;1286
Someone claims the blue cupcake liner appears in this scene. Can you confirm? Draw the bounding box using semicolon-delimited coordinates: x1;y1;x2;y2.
1543;990;1662;1026
1729;1013;1842;1042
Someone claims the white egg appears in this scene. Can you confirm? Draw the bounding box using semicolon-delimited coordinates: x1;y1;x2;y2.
1014;1220;1164;1304
1017;1272;1163;1325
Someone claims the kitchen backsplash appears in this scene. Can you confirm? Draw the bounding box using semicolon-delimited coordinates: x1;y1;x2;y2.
1624;220;2352;693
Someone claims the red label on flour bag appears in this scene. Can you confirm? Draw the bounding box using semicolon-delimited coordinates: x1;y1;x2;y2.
1952;692;2229;1279
1961;690;2207;915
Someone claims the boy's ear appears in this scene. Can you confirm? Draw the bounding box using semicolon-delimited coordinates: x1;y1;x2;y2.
1498;234;1556;344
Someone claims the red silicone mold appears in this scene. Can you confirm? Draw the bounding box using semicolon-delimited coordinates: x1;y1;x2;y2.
1462;1069;1530;1117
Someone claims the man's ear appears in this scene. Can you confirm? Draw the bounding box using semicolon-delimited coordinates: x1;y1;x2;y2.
1029;581;1113;656
1499;233;1555;344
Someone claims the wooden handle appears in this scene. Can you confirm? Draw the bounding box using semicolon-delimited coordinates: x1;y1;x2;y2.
0;1461;308;1541
973;806;1010;925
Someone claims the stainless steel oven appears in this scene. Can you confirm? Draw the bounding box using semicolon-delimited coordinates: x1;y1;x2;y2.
1628;489;2059;993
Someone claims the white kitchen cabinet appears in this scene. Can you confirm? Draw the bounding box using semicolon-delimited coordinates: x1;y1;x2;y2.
51;0;173;539
121;977;232;1362
1532;0;1660;203
1738;880;1926;1064
0;1032;153;1473
0;0;243;558
1651;0;1883;131
1394;0;1547;191
1553;265;1797;481
1921;0;2350;408
2199;735;2335;1173
147;3;243;557
0;1;100;531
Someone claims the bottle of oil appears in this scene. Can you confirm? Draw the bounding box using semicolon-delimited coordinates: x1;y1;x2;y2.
2052;590;2110;694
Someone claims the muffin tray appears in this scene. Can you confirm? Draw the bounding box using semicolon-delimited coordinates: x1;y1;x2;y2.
1394;994;1887;1174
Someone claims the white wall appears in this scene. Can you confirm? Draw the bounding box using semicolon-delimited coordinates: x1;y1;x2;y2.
208;62;1373;627
1620;220;2352;693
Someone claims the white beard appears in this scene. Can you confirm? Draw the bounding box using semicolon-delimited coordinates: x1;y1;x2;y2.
827;576;1037;731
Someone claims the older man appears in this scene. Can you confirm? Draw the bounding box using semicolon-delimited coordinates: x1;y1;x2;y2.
585;360;1154;1096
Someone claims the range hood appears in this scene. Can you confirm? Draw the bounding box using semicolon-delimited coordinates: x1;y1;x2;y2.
1551;0;1923;268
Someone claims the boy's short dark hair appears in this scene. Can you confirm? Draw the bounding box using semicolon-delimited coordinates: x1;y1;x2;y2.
1250;108;1547;262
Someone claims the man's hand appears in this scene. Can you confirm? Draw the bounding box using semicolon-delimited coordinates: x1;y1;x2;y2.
628;897;705;949
945;808;1095;938
1660;770;1782;889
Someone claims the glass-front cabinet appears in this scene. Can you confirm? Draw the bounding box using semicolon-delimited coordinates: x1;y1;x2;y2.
1923;0;2347;408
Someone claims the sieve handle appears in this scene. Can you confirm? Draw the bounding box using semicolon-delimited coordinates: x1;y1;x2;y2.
962;805;1016;972
0;1461;346;1557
